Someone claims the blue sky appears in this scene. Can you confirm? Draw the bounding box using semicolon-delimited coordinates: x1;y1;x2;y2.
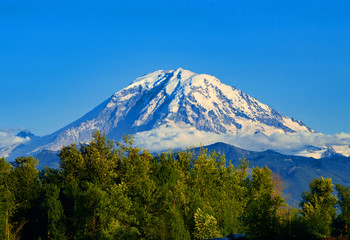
1;0;349;136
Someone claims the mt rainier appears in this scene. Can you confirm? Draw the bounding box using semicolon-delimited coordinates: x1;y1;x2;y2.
112;67;313;136
2;68;349;161
59;67;313;142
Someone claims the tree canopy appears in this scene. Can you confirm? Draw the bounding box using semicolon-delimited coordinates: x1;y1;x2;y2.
0;131;348;240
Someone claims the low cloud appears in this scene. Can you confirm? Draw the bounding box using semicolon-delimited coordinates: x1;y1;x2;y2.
0;128;30;149
133;126;350;156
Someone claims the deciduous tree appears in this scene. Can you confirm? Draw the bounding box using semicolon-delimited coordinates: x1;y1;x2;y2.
300;177;337;238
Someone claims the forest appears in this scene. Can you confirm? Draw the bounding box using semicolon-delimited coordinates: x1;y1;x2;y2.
0;131;349;240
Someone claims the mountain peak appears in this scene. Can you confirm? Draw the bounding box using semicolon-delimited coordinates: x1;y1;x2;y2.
16;130;35;139
131;68;196;85
104;68;313;138
3;68;317;159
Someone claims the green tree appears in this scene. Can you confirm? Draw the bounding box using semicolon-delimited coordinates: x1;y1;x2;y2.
98;183;139;239
214;158;248;235
0;157;15;240
193;208;219;239
59;132;141;239
42;183;66;240
39;166;66;239
336;183;350;235
300;177;337;238
243;166;286;239
151;152;191;239
59;131;118;187
8;156;41;239
117;136;158;239
59;143;84;183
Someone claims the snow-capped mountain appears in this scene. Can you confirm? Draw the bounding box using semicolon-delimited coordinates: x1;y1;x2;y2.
2;68;349;203
0;129;34;158
54;67;313;141
2;68;349;160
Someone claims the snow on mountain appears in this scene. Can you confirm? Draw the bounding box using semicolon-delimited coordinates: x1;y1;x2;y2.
115;67;313;136
0;129;33;157
41;68;311;147
293;145;350;159
2;68;349;160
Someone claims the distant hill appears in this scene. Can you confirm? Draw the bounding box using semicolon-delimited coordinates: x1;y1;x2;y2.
194;142;350;206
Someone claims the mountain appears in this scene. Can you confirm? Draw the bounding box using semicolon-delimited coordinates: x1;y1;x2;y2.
2;68;350;202
193;142;350;206
2;68;316;159
2;68;349;163
16;130;35;139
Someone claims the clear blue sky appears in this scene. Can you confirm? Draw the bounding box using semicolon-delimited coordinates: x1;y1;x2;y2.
1;0;349;136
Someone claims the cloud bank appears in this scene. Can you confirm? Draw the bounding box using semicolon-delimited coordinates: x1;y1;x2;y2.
0;128;30;149
133;126;350;157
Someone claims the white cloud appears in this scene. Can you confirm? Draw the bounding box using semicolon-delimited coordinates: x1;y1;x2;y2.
133;126;350;157
0;128;30;149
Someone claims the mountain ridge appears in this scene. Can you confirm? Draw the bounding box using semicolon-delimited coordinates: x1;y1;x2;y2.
21;140;350;205
192;141;350;206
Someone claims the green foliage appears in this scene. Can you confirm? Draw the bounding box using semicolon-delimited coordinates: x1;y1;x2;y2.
59;132;138;239
59;131;118;187
193;208;219;239
8;156;41;239
243;166;286;239
300;177;337;238
336;183;350;235
9;156;40;207
4;130;349;239
0;157;14;240
42;183;66;240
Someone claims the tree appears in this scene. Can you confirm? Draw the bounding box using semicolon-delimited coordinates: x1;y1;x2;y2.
151;152;190;240
193;208;219;240
336;183;350;235
116;136;158;239
59;143;84;183
8;156;41;239
300;177;337;238
59;131;118;187
243;166;286;239
59;131;140;239
217;158;248;235
0;157;14;240
98;183;139;239
41;183;66;240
